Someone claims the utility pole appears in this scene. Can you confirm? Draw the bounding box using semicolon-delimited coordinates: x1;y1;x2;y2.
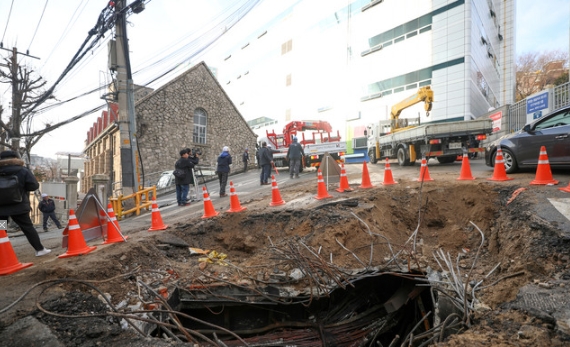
114;0;139;195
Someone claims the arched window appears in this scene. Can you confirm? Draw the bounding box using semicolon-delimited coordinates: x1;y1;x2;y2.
193;108;207;144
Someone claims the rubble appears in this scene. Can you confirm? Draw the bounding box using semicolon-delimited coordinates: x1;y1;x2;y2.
1;177;570;346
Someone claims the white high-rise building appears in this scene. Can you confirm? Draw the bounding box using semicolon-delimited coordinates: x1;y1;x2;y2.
206;0;515;139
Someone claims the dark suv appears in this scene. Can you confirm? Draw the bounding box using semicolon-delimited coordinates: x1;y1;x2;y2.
485;105;570;173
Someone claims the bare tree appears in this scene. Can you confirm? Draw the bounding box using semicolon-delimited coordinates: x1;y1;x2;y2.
516;49;569;101
0;55;53;163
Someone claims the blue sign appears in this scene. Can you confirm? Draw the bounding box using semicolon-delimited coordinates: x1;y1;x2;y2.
526;92;549;114
533;111;542;120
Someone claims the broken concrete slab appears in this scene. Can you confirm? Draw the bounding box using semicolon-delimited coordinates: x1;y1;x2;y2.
0;316;64;347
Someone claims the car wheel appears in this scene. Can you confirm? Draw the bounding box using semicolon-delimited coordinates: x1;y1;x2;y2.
499;148;518;174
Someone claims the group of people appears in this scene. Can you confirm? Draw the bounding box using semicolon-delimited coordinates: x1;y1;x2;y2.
176;137;304;200
256;136;304;185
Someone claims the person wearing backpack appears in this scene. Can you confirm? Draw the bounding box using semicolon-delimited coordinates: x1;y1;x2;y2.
174;149;197;206
0;150;51;257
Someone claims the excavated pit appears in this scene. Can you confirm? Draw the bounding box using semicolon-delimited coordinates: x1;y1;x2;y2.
5;181;570;347
170;274;434;346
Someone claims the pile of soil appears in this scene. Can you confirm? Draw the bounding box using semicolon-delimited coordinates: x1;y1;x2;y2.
1;177;570;346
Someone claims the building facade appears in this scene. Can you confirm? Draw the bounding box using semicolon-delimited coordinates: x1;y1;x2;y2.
83;62;257;196
205;0;515;142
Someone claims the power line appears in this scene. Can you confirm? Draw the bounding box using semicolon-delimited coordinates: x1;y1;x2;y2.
42;0;91;68
27;0;50;53
25;0;261;139
0;0;15;46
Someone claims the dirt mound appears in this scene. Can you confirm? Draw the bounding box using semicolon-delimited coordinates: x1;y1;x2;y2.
1;179;570;346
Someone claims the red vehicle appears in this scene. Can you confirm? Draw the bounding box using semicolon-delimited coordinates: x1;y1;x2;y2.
264;120;346;170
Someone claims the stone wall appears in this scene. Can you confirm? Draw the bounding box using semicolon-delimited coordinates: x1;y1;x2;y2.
135;62;258;179
82;61;257;196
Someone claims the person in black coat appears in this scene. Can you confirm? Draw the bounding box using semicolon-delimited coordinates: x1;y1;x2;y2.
258;142;273;185
216;146;232;197
38;193;63;232
0;150;51;256
174;149;198;206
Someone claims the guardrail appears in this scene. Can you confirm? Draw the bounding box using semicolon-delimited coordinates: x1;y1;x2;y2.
109;186;156;221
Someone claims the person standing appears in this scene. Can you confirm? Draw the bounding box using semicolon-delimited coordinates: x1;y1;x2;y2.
184;148;201;201
0;150;51;257
286;136;304;179
216;146;232;197
258;142;273;185
174;149;196;206
255;146;261;169
38;193;63;232
242;148;249;173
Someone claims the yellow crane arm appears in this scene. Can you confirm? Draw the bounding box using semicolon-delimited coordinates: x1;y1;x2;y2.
390;86;434;121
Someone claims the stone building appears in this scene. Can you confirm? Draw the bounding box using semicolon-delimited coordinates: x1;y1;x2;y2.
82;61;258;196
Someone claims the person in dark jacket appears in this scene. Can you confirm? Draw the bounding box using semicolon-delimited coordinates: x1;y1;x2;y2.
38;193;63;232
183;148;201;201
258;142;273;185
0;150;51;256
216;146;232;197
174;149;197;206
286;136;304;179
242;148;249;173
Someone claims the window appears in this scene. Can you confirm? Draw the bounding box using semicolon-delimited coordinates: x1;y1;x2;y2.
286;73;292;86
281;39;293;55
193;108;207;144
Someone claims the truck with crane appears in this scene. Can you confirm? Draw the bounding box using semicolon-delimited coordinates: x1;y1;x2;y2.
367;86;493;166
264;120;346;170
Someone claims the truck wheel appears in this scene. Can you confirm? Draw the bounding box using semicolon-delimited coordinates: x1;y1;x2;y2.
436;156;456;164
397;147;410;166
368;149;377;164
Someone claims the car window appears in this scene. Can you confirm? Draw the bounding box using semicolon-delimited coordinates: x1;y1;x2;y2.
534;110;570;131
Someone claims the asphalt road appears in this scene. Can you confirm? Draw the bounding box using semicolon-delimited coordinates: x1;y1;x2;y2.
10;157;570;250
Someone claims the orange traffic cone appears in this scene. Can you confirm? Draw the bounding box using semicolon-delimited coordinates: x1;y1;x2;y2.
382;158;398;185
457;153;475;180
59;209;97;258
416;157;434;182
530;146;559;185
269;175;286;206
315;169;333;200
0;229;33;276
560;182;570;193
359;161;374;189
227;181;247;213
487;148;513;181
148;199;168;231
336;164;352;192
201;187;220;218
103;203;128;244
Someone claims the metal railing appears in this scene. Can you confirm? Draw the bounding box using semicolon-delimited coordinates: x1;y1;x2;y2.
109;186;156;221
554;82;570;110
507;81;570;133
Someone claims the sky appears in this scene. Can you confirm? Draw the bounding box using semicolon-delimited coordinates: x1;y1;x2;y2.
0;0;568;159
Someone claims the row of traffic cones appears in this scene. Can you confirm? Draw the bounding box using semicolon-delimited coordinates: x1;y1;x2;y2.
1;203;130;275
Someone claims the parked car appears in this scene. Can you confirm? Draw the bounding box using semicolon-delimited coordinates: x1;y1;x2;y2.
156;170;175;189
485;105;570;173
